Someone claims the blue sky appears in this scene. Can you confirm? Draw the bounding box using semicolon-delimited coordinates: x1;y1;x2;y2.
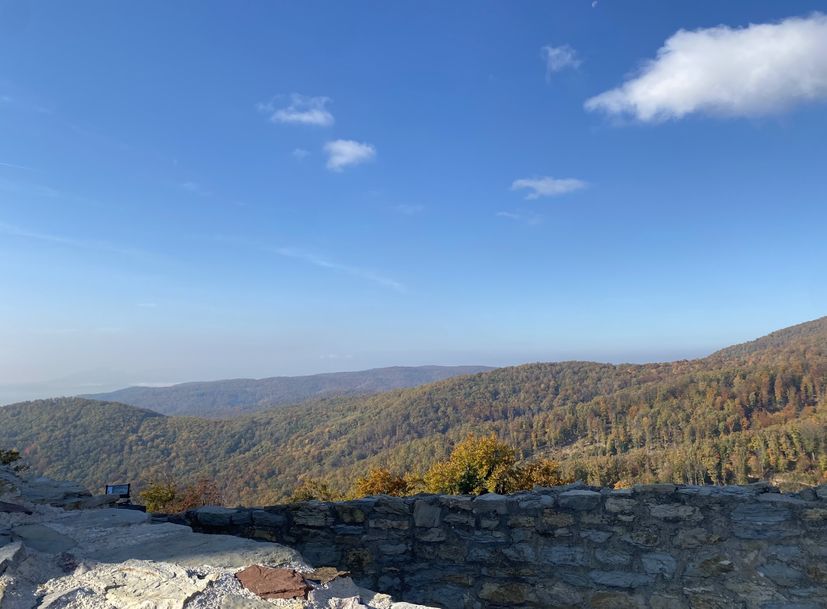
2;1;827;399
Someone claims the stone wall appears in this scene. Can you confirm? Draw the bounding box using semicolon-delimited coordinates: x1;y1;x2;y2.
186;482;827;609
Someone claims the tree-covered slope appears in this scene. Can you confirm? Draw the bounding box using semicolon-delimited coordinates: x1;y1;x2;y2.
82;365;493;418
2;317;826;504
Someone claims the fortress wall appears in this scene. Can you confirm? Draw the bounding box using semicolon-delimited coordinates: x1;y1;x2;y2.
186;483;827;609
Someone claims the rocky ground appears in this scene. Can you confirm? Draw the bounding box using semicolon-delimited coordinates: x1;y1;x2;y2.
0;465;433;609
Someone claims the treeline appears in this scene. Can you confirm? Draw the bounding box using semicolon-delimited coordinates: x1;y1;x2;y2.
0;317;825;504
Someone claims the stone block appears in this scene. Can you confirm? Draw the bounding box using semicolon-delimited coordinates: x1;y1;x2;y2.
251;509;286;528
757;562;804;587
595;548;632;566
539;544;587;566
633;483;677;494
685;553;734;577
478;580;532;604
414;527;446;542
558;490;601;511
335;501;371;524
413;500;441;528
580;529;612;543
621;528;660;548
673;527;720;549
501;542;535;562
291;503;334;527
641;552;677;578
588;570;655;589
590;591;644;609
605;497;637;513
472;493;509;514
649;503;701;522
374;496;410;517
541;510;575;527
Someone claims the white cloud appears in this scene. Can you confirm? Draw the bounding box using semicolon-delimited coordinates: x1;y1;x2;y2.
257;94;334;127
273;247;404;292
323;139;376;172
585;13;827;121
292;148;310;160
542;44;581;80
511;176;587;200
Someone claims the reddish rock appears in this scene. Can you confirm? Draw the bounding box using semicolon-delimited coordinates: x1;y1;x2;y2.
235;565;311;600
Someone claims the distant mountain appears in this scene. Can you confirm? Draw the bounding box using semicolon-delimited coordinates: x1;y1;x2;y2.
82;365;494;417
3;317;826;505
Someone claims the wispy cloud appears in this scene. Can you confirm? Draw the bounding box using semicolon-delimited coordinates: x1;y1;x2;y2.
585;13;827;121
323;139;376;172
0;176;59;198
180;181;211;196
292;148;310;160
0;222;145;257
257;94;334;127
393;204;424;215
272;247;405;292
496;211;543;225
0;161;33;171
542;44;581;80
511;176;587;199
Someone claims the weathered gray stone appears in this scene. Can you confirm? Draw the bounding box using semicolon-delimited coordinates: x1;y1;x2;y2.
472;493;509;514
10;524;76;553
642;552;677;578
558;490;601;511
540;545;587;566
374;496;410;516
292;503;334;527
588;570;655;588
414;527;446;542
634;484;677;494
758;562;804;587
605;497;637;513
0;541;24;575
673;527;720;549
649;503;701;521
580;529;612;542
501;542;535;562
685;553;734;577
595;548;632;566
413;501;441;528
251;509;286;528
194;506;237;527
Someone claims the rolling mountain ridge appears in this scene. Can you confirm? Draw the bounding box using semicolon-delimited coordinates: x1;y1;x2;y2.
82;365;494;418
2;317;826;504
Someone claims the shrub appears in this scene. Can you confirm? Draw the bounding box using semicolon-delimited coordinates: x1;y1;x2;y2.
290;476;339;502
423;435;574;495
352;467;409;497
139;477;223;513
140;481;177;512
0;449;21;465
424;434;517;495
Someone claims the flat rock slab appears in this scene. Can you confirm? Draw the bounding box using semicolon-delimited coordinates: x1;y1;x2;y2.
0;502;31;515
236;565;311;600
78;524;303;569
38;559;216;609
10;524;77;553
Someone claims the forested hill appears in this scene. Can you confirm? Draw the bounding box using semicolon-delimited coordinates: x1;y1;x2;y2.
2;317;826;504
82;365;493;418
